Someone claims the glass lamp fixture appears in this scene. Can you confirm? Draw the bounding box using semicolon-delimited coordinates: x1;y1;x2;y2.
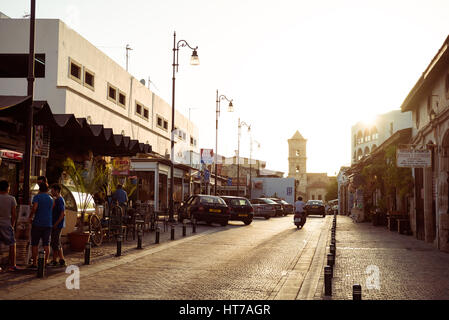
190;50;200;65
227;101;234;112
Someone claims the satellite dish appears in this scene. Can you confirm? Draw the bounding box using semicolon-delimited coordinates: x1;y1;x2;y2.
140;79;146;86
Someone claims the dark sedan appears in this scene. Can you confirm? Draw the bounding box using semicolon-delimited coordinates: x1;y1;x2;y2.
220;196;254;225
304;200;326;217
269;198;294;216
251;198;282;217
178;195;230;226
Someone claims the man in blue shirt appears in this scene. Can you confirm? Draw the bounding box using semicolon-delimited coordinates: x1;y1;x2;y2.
112;184;128;206
49;184;66;267
28;183;53;269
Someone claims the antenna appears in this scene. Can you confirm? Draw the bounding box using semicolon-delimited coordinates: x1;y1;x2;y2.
125;44;133;71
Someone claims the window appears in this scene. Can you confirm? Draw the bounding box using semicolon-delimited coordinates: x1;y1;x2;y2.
83;68;95;90
118;91;126;108
163;120;168;130
157;116;163;127
157;116;168;131
69;58;82;83
143;108;149;119
190;137;194;146
296;165;300;173
0;53;45;78
296;150;300;156
312;195;315;200
318;195;322;200
107;83;117;103
136;103;142;115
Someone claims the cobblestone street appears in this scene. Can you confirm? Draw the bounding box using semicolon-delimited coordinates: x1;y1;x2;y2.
0;216;330;300
330;215;449;300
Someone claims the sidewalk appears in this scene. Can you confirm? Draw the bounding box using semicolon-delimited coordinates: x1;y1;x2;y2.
0;221;213;297
329;215;449;300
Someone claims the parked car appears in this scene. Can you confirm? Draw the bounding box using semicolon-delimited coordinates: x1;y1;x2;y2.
304;200;326;217
250;198;278;219
177;195;230;226
261;198;284;216
269;198;294;216
220;196;254;225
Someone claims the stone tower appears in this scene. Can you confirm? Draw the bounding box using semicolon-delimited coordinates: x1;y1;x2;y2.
288;130;307;197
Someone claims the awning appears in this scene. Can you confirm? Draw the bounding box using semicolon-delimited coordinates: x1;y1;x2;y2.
0;149;23;161
0;95;152;157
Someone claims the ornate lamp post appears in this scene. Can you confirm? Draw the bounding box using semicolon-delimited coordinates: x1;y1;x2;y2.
237;118;250;196
249;137;261;199
215;90;234;195
169;32;199;222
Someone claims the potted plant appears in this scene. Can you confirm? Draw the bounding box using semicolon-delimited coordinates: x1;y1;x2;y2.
63;157;110;251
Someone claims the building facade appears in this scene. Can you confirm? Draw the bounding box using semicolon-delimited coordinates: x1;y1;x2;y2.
287;131;307;197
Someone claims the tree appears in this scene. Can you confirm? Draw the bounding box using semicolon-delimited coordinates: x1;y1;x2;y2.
325;179;338;201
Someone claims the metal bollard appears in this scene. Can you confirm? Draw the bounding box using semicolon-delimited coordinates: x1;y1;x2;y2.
330;243;336;256
324;266;332;296
353;284;362;300
192;219;197;233
182;222;186;237
155;227;160;244
84;242;91;265
137;230;143;249
327;253;334;267
171;225;175;240
37;250;45;278
116;234;122;257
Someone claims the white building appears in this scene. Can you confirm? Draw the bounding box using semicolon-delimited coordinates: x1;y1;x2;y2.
0;18;199;161
351;110;412;164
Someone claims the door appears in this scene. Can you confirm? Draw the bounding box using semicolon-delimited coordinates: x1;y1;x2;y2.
415;168;425;240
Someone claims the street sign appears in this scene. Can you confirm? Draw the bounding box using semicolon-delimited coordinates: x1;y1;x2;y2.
200;149;214;164
227;178;232;186
397;149;431;168
204;169;210;183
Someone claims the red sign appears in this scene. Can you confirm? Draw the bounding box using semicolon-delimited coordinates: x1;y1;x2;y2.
112;157;130;175
0;149;23;161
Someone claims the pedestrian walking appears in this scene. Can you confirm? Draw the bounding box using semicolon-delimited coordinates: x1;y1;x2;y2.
0;180;18;272
49;184;66;267
112;184;128;206
28;183;53;269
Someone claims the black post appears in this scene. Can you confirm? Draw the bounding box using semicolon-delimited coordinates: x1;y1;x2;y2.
330;243;336;256
84;242;91;265
155;227;160;244
37;250;44;278
169;31;177;223
324;266;332;296
137;230;142;249
116;234;122;257
182;222;186;237
192;218;196;233
327;253;334;267
171;224;175;240
353;284;362;300
23;0;36;206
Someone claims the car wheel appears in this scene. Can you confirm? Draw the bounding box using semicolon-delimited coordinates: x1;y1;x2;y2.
244;219;252;225
322;214;325;218
264;216;270;220
220;220;228;227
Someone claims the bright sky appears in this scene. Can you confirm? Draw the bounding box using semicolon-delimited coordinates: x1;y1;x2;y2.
2;0;449;176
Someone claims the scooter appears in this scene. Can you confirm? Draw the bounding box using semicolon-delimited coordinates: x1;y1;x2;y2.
294;212;306;229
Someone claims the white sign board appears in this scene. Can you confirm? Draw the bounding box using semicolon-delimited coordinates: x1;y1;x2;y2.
200;149;214;164
397;149;431;168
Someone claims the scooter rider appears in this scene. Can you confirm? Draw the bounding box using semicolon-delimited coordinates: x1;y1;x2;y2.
294;196;306;226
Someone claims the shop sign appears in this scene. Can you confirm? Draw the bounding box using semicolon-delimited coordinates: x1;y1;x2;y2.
112;157;130;175
33;125;50;158
397;149;431;168
0;149;23;161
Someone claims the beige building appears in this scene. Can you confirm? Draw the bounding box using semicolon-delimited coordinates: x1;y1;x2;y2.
288;131;307;197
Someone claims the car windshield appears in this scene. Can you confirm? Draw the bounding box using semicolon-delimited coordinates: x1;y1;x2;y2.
307;201;323;205
228;198;250;206
199;196;226;205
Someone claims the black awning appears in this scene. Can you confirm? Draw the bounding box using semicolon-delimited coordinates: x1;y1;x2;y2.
0;96;152;157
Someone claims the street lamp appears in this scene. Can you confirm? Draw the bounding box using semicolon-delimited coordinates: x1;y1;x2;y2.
215;90;234;195
237;118;250;196
169;31;199;222
249;137;261;199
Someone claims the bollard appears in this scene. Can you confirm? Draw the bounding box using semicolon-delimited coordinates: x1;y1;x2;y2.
37;250;45;278
330;243;336;256
171;225;175;240
324;266;332;296
84;242;91;265
182;222;187;237
137;230;143;249
353;284;362;300
327;253;334;267
155;227;160;244
192;218;197;233
116;234;122;257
